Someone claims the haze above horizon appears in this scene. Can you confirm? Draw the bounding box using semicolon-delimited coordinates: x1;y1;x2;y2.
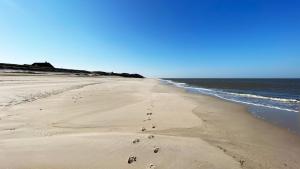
0;0;299;78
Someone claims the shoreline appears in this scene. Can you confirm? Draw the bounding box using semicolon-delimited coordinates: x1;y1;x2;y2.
161;79;300;135
153;81;300;168
171;82;300;135
1;75;300;169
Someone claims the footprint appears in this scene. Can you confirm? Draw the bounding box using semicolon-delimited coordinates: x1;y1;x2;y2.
152;124;156;129
149;163;156;168
128;155;137;164
239;159;246;166
141;127;146;132
132;138;140;144
153;146;160;153
148;135;155;139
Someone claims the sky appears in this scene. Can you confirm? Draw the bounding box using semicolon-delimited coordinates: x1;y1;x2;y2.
0;0;299;78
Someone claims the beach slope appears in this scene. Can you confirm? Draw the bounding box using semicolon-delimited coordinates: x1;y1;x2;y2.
0;74;299;169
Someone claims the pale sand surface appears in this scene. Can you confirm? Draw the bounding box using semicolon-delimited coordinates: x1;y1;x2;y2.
0;74;299;169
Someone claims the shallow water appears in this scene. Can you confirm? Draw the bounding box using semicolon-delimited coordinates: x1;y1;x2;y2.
162;78;300;134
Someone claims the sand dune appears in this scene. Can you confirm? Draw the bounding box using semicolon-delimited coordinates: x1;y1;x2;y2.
0;74;300;169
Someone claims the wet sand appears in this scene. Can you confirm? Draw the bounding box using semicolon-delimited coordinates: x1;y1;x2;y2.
0;74;299;169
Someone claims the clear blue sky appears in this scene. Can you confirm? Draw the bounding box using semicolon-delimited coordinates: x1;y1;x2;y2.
0;0;299;78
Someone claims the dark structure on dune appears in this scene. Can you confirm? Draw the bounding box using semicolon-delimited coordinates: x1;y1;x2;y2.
0;62;144;78
31;62;54;69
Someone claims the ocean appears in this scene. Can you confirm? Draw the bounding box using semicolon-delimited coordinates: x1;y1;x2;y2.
162;78;300;134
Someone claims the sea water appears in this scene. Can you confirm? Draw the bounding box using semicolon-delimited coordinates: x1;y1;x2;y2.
162;78;300;134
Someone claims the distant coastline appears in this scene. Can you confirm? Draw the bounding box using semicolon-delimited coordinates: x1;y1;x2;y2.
0;62;144;78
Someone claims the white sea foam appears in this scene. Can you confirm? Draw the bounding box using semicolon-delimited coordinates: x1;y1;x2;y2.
225;92;300;103
213;93;299;113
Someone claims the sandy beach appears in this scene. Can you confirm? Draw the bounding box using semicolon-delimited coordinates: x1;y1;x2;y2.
1;74;300;169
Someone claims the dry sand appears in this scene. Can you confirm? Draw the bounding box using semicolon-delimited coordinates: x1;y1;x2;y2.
0;74;300;169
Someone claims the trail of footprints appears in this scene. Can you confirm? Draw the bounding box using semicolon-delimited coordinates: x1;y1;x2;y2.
128;100;159;168
72;93;83;103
